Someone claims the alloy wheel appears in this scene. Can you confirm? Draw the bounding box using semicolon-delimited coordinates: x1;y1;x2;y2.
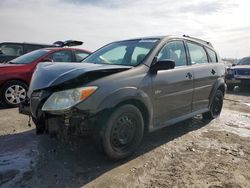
5;85;27;105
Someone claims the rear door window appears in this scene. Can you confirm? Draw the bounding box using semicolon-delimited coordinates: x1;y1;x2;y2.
187;42;209;64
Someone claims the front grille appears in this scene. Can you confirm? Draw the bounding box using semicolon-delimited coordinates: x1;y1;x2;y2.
236;69;250;75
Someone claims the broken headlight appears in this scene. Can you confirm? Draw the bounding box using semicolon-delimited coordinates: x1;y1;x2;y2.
42;86;98;111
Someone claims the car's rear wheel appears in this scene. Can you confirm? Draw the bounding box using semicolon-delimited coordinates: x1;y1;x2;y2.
0;80;28;108
203;90;224;120
96;104;144;160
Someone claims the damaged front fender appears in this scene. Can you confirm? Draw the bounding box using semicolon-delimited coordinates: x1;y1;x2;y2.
29;62;132;94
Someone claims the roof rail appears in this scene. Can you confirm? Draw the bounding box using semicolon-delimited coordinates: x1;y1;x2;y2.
182;35;213;47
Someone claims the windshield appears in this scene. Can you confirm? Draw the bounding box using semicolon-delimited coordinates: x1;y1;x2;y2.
237;57;250;65
83;39;159;66
9;49;49;64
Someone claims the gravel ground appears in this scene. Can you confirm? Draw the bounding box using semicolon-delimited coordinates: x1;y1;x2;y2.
0;88;250;188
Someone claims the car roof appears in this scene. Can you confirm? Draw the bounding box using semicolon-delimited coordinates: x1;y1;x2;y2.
116;35;214;49
115;36;165;42
42;47;91;53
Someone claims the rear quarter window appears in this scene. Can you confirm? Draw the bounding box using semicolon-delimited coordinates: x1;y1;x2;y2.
206;47;218;63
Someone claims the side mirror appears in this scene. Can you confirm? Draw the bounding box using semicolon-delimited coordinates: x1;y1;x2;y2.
232;63;236;67
39;58;53;63
151;59;175;72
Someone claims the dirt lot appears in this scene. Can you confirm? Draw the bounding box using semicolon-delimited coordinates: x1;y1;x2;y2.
0;88;250;188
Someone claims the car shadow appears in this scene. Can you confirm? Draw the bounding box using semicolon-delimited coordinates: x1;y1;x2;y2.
0;104;13;110
0;115;210;187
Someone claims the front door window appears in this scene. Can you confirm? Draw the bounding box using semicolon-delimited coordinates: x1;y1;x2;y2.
157;41;187;67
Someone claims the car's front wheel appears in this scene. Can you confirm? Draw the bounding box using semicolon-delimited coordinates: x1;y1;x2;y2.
203;89;224;120
96;104;144;160
0;80;28;108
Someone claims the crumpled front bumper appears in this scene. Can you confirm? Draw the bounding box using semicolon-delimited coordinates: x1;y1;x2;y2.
19;99;31;116
19;90;98;137
29;90;51;119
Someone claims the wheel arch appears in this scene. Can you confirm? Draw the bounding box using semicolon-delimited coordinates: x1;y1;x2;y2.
114;99;150;133
218;84;226;95
96;87;153;133
0;79;29;89
208;78;226;107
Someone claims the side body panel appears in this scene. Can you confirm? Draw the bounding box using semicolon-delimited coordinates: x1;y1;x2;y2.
151;66;194;127
191;63;219;111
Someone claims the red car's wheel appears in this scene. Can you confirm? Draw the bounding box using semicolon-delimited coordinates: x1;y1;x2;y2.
0;80;28;108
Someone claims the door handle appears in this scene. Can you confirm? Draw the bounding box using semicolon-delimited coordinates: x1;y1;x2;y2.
211;69;216;75
186;72;193;79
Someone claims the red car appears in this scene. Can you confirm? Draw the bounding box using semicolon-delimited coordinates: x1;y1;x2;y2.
0;47;91;107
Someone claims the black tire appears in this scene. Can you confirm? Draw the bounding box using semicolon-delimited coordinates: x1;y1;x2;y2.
32;117;45;135
0;80;28;108
203;90;224;120
227;84;234;91
96;104;144;160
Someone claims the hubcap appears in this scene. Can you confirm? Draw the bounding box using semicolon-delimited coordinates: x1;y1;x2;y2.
111;114;137;151
5;85;26;105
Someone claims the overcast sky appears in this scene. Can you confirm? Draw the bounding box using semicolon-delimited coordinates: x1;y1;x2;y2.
0;0;250;58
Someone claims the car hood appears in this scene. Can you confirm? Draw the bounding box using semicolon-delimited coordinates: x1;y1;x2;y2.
29;62;132;92
230;65;250;69
0;63;24;68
